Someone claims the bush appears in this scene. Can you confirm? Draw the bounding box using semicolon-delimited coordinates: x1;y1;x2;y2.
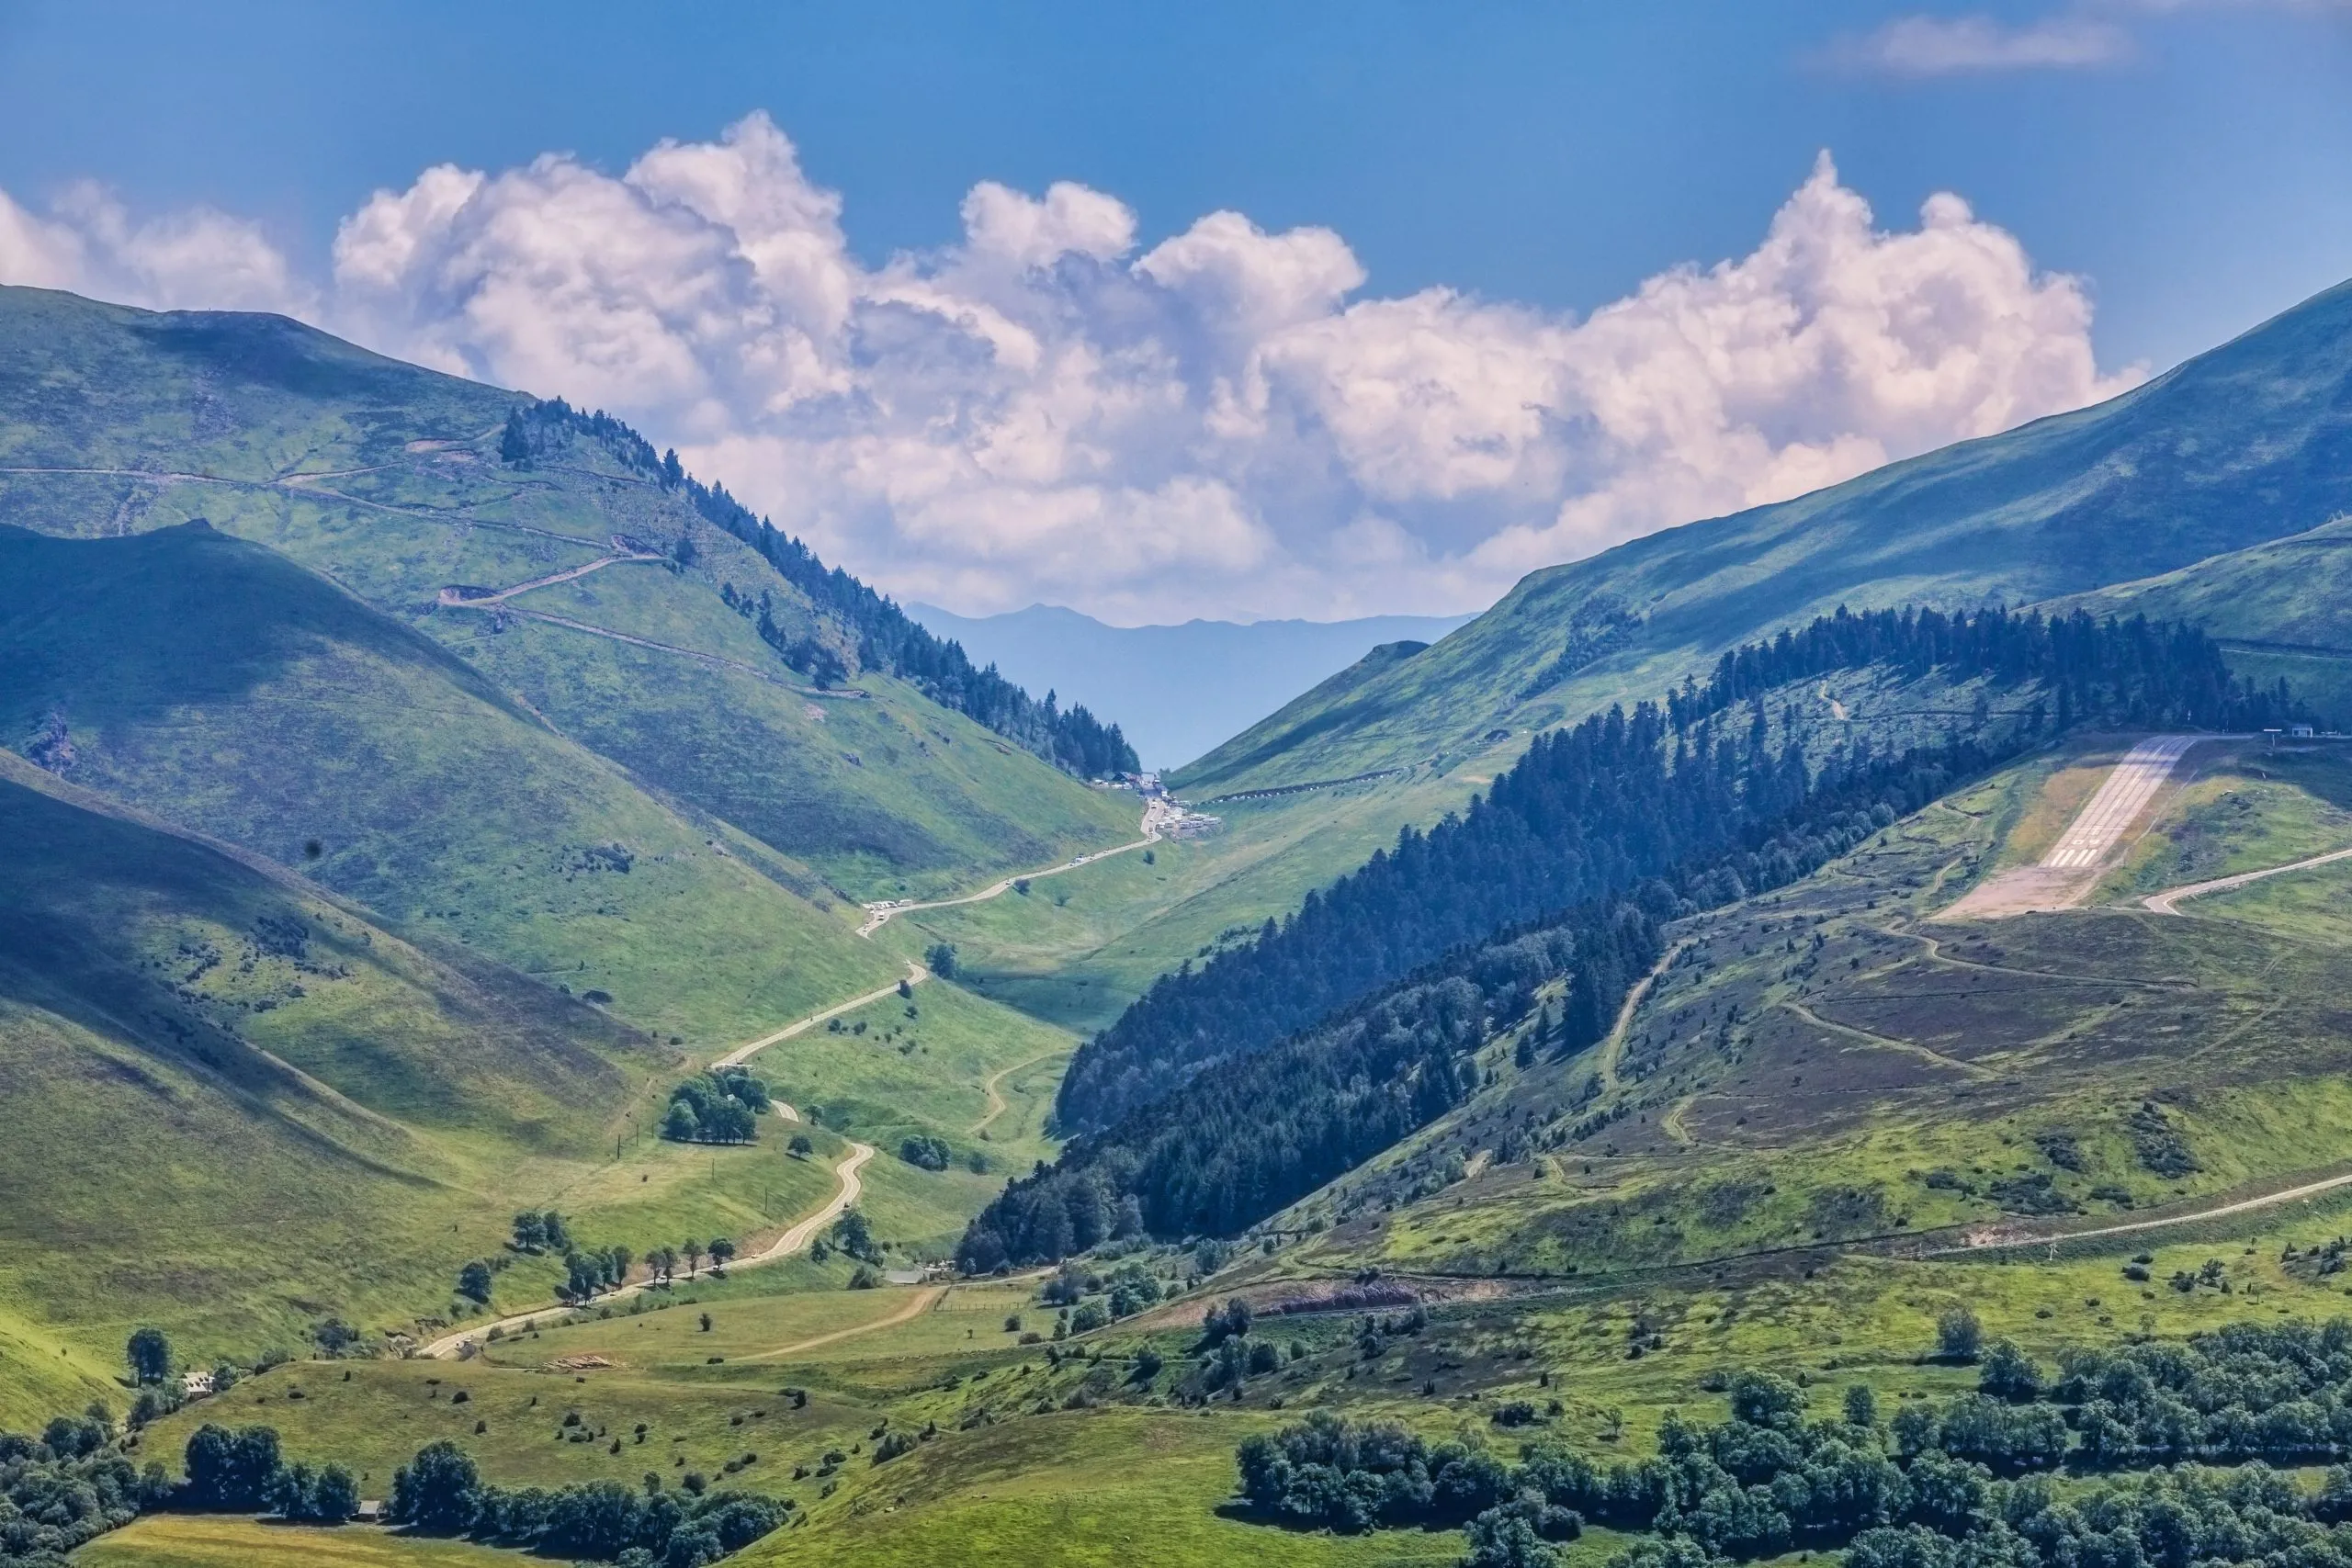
899;1134;952;1171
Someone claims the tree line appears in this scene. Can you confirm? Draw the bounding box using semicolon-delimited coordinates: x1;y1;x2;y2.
1060;605;2293;1136
498;399;1139;779
1665;604;2292;737
0;1403;786;1568
390;1438;786;1564
1234;1316;2352;1568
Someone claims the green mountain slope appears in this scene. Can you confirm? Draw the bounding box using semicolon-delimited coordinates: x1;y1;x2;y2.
0;749;664;1361
2053;513;2352;726
0;520;896;1046
1179;276;2352;800
928;273;2352;1026
1274;732;2352;1280
0;286;1137;903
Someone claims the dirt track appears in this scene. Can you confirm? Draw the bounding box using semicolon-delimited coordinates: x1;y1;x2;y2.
857;796;1175;935
2142;844;2352;914
419;1141;875;1359
712;962;928;1070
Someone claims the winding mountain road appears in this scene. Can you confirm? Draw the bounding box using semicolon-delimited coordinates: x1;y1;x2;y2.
435;547;664;606
420;1141;875;1360
970;1049;1070;1136
742;1285;947;1363
857;796;1178;935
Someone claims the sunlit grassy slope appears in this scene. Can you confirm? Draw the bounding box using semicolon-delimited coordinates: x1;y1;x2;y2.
0;520;894;1047
0;741;1000;1415
80;1515;525;1568
1252;734;2352;1283
0;285;1136;903
0;748;672;1377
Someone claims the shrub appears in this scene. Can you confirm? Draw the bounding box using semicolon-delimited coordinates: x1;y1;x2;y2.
899;1134;952;1171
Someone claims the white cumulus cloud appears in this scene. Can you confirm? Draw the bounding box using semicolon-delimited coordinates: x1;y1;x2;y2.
0;115;2138;622
1823;13;2136;74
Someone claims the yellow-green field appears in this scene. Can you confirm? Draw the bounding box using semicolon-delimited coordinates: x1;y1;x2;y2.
78;1515;523;1567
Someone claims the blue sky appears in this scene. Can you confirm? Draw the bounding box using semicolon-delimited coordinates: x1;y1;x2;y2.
1;1;2346;619
6;0;2345;367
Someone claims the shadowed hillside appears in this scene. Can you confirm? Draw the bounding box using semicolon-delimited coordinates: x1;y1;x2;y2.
0;520;898;1047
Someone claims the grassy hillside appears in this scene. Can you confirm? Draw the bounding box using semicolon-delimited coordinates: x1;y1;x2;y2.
0;520;896;1048
0;285;1137;903
74;735;2352;1567
2053;513;2352;728
0;741;1023;1418
0;750;670;1371
1179;276;2352;802
1252;734;2352;1282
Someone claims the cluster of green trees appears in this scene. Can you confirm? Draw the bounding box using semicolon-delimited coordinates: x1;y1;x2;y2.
507;398;1139;778
0;1413;368;1566
662;1068;770;1145
511;1210;572;1254
1060;607;2288;1136
563;1246;637;1303
1238;1319;2352;1568
899;1134;952;1171
0;1407;161;1565
390;1438;786;1565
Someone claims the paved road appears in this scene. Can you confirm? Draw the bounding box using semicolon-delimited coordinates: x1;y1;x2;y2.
857;797;1175;936
2142;844;2352;914
712;961;928;1071
2042;735;2200;869
419;1141;875;1359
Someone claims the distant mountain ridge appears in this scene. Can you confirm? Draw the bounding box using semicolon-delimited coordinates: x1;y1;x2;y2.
904;603;1477;771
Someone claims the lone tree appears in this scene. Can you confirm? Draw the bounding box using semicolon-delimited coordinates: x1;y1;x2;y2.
126;1326;172;1385
924;942;958;979
456;1260;493;1306
708;1237;737;1273
1938;1305;1984;1362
